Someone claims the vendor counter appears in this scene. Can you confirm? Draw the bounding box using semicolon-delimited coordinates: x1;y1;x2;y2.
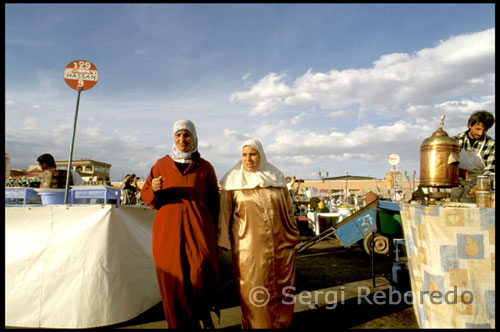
5;204;161;328
400;203;495;328
306;211;342;236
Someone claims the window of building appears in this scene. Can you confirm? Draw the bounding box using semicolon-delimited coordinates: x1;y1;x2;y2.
94;165;110;174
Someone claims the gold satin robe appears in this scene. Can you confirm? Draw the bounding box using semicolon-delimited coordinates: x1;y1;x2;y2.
218;187;301;328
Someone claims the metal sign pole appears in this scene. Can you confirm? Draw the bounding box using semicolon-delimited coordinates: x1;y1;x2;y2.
392;165;396;200
388;154;400;200
64;88;82;204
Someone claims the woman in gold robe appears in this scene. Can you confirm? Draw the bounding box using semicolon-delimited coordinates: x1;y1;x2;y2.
217;139;301;328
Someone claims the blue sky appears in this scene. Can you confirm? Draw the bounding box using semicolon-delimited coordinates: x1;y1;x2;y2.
5;3;495;181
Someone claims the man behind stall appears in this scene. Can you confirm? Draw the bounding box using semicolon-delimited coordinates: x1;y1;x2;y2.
37;153;83;187
454;110;495;193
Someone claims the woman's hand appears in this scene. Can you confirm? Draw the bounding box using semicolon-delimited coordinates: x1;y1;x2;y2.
152;176;164;192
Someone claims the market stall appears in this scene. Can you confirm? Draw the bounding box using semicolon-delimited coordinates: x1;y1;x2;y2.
305;211;342;236
5;204;161;328
400;203;495;328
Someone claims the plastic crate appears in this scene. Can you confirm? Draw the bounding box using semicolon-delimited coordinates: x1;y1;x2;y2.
71;186;121;205
5;187;42;205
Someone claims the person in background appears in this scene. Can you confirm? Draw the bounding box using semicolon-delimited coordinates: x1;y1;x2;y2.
285;176;301;217
346;193;354;206
140;120;220;329
217;139;300;329
454;110;495;193
353;194;360;210
393;190;404;202
327;196;334;212
285;176;298;201
121;173;140;205
37;153;83;186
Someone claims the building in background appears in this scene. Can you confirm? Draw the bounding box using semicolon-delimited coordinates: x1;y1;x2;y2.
54;159;111;182
292;174;420;202
5;153;11;179
8;157;112;183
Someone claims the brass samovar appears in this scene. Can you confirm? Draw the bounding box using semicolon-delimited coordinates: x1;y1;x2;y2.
417;116;460;201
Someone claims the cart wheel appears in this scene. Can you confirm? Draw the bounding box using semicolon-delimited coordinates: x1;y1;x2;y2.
363;233;389;256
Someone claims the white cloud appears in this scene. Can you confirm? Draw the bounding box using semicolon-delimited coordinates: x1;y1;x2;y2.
223;129;252;141
406;94;495;132
229;72;293;115
23;117;38;131
266;120;424;158
230;28;494;116
325;110;352;118
255;123;278;139
278;112;308;126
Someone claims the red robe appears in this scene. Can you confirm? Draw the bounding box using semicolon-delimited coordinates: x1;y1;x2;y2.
140;155;220;328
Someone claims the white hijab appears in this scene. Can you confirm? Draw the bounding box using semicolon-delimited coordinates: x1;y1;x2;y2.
220;139;286;190
170;119;198;163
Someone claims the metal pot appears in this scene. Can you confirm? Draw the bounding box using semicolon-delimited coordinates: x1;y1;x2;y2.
419;122;460;188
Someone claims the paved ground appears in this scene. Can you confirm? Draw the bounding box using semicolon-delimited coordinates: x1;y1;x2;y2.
109;237;419;329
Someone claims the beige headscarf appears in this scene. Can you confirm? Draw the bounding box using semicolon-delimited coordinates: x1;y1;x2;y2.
220;139;286;190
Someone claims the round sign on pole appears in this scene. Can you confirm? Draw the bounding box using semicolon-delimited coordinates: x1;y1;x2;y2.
63;60;99;90
388;153;400;166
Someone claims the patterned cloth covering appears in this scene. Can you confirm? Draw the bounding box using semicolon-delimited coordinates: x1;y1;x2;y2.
400;203;495;328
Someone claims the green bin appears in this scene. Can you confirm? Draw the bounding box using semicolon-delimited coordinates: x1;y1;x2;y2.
377;209;403;237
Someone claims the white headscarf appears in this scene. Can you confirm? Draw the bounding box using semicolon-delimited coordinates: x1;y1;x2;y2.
170;119;198;163
220;139;286;190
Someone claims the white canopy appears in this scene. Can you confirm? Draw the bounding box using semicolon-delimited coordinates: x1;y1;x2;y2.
5;204;161;328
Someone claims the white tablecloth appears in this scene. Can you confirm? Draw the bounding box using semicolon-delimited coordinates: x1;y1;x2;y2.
5;204;161;328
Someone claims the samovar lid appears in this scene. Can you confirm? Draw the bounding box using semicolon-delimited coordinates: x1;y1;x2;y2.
420;115;459;147
431;127;449;137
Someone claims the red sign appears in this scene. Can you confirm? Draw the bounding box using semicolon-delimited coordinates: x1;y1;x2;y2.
63;60;99;90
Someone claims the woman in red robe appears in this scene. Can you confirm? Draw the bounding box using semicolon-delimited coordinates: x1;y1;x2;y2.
141;120;220;329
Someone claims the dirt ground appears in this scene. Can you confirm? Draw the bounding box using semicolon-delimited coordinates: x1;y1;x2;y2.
110;236;419;329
